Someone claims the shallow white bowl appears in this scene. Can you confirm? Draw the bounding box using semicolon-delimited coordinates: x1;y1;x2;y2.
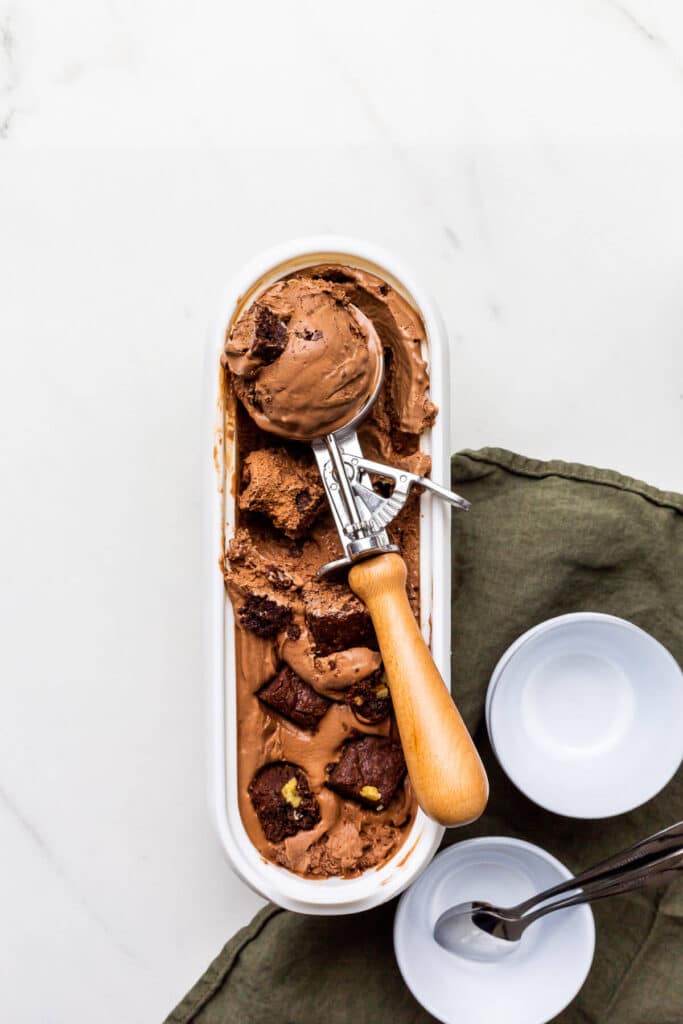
394;837;595;1024
486;613;683;818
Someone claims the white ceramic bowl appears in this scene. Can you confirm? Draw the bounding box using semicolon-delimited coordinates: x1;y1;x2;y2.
394;837;595;1024
486;613;683;818
204;236;453;913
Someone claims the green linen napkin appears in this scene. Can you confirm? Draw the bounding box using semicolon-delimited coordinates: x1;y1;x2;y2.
166;448;683;1024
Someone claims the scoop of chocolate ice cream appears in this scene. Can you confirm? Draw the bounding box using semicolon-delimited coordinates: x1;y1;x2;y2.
224;277;382;440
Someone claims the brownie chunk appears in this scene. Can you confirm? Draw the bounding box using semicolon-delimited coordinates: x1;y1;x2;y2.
257;665;331;731
303;580;378;656
327;736;406;809
226;527;303;596
251;305;288;365
239;448;325;539
237;592;292;639
347;669;391;724
249;762;320;843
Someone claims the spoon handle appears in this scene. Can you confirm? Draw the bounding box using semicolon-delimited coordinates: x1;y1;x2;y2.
519;845;683;931
510;820;683;916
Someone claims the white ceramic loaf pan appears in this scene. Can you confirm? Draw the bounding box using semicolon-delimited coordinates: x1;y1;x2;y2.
204;236;452;914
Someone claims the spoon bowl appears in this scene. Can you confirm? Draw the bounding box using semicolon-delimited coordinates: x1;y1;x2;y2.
434;901;516;961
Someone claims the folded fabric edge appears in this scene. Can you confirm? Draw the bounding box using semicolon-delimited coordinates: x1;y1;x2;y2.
163;904;282;1024
454;447;683;514
599;891;674;1024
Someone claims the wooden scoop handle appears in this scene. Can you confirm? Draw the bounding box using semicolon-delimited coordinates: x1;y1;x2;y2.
348;553;488;827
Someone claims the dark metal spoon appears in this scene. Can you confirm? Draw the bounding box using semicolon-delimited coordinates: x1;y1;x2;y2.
435;822;683;955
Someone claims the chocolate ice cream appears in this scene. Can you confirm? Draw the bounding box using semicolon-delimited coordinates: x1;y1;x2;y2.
239;448;326;539
223;275;383;440
222;263;436;877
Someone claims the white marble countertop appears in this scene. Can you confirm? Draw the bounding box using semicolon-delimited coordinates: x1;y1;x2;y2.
1;2;682;1021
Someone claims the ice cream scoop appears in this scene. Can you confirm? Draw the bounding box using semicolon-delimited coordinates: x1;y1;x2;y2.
228;274;489;829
